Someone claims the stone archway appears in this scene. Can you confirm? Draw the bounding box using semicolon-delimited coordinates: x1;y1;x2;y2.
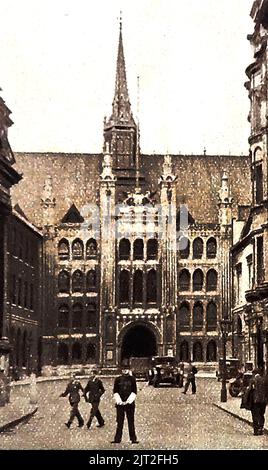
120;323;158;363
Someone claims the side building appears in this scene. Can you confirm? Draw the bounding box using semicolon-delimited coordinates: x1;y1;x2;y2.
0;92;21;374
231;0;268;372
5;206;43;378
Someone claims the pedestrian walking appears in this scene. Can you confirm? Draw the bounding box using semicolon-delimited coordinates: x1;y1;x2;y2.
111;366;139;444
83;369;105;429
177;362;184;388
182;360;198;395
249;368;268;435
60;372;84;428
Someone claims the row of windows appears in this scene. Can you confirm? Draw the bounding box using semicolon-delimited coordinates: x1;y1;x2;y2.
58;303;97;329
180;237;217;260
178;301;217;331
58;238;98;261
10;276;34;310
58;270;97;294
9;226;37;266
58;342;96;364
179;340;217;362
179;269;218;292
8;328;34;369
119;269;157;304
119;238;158;260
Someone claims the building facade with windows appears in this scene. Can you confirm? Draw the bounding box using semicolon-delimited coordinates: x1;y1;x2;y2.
0;93;21;374
231;0;268;373
10;22;252;374
5;207;43;377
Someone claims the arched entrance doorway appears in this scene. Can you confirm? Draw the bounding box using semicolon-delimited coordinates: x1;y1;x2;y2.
121;324;157;363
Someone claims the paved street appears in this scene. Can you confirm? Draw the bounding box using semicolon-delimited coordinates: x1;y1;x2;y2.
0;378;268;450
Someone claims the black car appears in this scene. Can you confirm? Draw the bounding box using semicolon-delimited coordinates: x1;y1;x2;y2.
148;356;180;387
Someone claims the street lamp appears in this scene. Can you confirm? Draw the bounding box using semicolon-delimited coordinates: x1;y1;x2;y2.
220;318;232;403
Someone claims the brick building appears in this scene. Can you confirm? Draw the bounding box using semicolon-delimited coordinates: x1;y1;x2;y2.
10;21;252;374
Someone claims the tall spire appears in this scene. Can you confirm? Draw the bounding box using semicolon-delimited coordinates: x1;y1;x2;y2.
107;17;135;127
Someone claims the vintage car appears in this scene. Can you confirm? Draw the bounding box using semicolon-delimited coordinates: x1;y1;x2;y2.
216;357;240;381
148;356;180;387
129;357;151;379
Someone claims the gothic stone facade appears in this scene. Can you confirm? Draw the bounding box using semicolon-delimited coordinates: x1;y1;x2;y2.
10;24;252;374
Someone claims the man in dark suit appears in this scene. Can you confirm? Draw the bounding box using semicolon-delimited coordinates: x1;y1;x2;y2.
250;368;268;435
182;360;198;395
83;369;105;429
60;373;84;428
111;367;138;444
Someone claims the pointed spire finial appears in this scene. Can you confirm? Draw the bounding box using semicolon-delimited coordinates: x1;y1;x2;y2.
120;10;122;31
105;16;135;128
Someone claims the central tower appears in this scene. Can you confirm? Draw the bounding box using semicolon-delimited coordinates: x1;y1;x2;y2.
103;20;138;195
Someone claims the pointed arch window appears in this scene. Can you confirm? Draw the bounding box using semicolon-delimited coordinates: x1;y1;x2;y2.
206;340;217;362
58;304;69;328
134;239;144;260
193;341;203;362
146;269;157;303
72;239;84;260
86;270;96;292
237;316;243;336
179;341;189;362
206;302;217;331
72;303;83;328
72;342;82;362
58;270;70;293
206;238;217;258
87;303;97;328
179;269;190;291
179;302;190;331
22;331;28;368
193;269;204;291
119;239;130;260
86;343;96;361
119;270;130;304
179;237;190;259
193;237;203;259
206;269;218;292
58;239;70;260
86;239;97;259
18;278;22;307
58;343;69;365
72;270;83;293
147;239;158;260
133;270;143;304
193;302;203;331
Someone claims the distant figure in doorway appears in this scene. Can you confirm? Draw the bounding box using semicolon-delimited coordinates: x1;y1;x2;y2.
250;368;268;436
182;360;198;395
111;367;139;444
60;372;84;428
83;369;105;429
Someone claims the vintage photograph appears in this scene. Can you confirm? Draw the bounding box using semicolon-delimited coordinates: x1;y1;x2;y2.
0;0;268;454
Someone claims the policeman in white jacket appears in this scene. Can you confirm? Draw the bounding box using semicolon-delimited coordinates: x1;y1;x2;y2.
111;367;138;444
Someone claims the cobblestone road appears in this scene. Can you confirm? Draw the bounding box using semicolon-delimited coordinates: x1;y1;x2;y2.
0;378;267;450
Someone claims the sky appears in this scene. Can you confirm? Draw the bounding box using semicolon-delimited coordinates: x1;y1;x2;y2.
0;0;253;155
